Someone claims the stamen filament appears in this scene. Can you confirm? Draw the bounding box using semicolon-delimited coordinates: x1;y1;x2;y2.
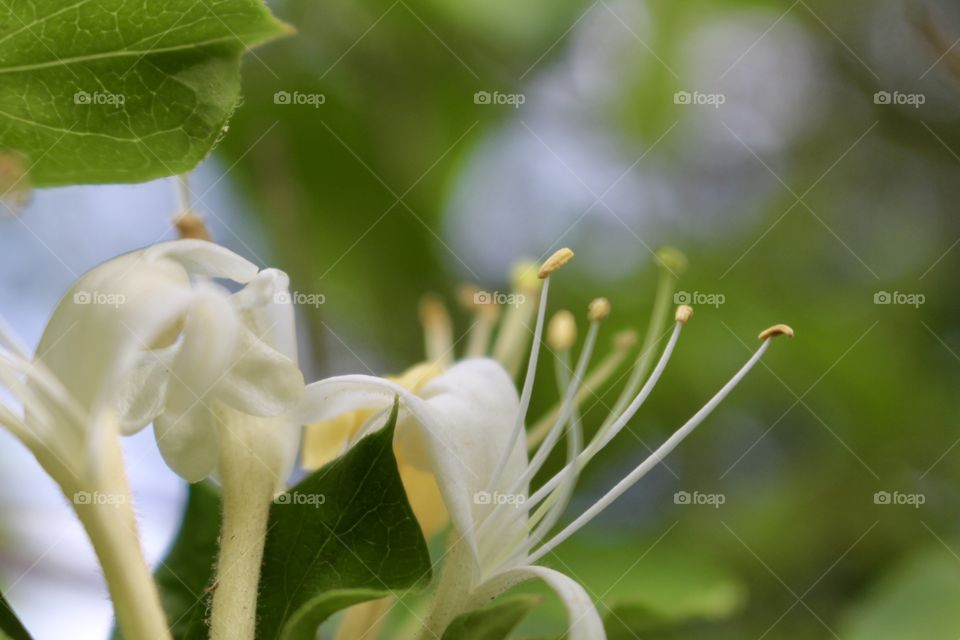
419;294;455;368
492;262;540;376
600;251;682;432
459;285;501;358
527;330;636;449
487;277;551;490
512;321;598;495
526;319;684;510
528;336;775;564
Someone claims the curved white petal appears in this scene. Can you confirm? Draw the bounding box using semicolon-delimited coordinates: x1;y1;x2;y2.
164;286;241;416
154;409;220;483
300;373;483;561
115;348;174;435
230;268;298;362
218;326;304;417
36;252;194;418
471;565;605;640
298;358;526;573
144;240;260;283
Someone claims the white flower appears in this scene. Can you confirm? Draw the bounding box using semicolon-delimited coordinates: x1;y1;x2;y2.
298;248;792;639
0;239;307;640
25;239;303;484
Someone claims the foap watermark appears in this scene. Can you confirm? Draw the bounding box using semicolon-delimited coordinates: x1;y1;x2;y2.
473;490;526;508
874;90;925;109
674;291;725;308
674;90;725;109
473;290;525;308
74;90;125;107
674;490;726;509
473;90;525;109
273;90;326;108
874;490;925;509
274;492;326;508
874;291;924;308
73;491;127;507
73;290;126;308
274;291;326;308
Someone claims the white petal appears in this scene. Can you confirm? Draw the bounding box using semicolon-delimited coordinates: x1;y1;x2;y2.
154;409;220;483
230;269;299;362
37;252;194;417
299;374;482;562
164;286;241;416
471;565;605;640
297;358;527;573
218;327;304;417
416;359;529;571
115;348;174;435
144;240;260;283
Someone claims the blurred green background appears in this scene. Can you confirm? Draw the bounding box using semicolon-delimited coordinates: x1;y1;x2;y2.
215;0;960;637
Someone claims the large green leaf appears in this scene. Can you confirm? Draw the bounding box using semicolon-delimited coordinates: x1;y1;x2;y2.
0;0;290;187
442;595;540;640
0;592;31;640
256;400;433;640
841;545;960;639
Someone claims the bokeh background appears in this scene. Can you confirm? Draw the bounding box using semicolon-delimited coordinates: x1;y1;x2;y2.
3;0;960;637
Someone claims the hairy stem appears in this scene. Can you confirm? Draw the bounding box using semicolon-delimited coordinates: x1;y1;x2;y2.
417;535;475;640
47;434;171;640
209;412;279;640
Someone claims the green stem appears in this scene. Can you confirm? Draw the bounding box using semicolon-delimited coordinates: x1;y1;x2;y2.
209;410;280;640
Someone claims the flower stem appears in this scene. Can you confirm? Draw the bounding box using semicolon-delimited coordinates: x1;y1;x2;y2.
417;536;474;640
49;434;171;640
209;413;278;640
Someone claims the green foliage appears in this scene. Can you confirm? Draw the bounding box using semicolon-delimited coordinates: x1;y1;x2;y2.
256;399;432;640
0;593;31;640
441;595;541;640
841;546;960;639
512;538;746;638
155;482;221;640
0;0;289;186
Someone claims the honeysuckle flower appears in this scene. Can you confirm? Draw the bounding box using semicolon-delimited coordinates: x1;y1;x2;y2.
298;248;793;639
0;239;306;640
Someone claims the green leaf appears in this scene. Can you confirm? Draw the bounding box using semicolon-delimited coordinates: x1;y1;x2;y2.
442;595;541;640
841;545;960;639
0;0;291;187
112;482;221;640
509;538;746;638
256;399;432;640
0;592;32;640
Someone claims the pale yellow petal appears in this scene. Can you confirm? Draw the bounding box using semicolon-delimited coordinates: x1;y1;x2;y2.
302;413;364;469
399;462;449;538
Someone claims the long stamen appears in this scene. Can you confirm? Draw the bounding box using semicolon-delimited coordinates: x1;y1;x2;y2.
526;306;691;510
487;249;574;491
600;248;686;431
419;293;455;368
513;301;603;495
527;329;637;449
459;285;501;358
492;261;541;376
478;310;579;568
527;324;793;564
